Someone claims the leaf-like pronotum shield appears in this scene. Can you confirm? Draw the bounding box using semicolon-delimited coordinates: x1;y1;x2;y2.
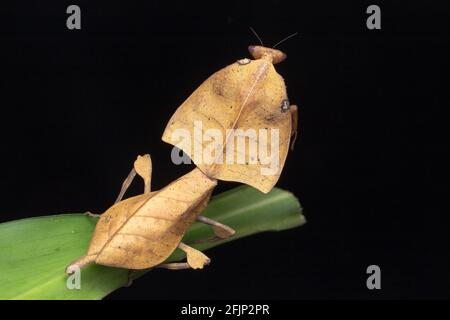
162;53;293;193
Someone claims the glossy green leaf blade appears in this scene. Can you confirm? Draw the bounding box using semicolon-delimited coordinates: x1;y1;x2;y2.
0;186;304;300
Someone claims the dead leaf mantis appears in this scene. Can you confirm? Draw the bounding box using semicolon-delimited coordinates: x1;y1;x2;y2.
66;43;298;275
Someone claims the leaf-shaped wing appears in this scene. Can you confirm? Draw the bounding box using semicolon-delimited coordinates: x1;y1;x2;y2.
87;168;216;269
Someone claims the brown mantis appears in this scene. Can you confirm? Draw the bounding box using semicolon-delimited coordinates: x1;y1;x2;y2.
66;44;298;274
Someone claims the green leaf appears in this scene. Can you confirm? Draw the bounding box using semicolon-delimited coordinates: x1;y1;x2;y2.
0;186;304;300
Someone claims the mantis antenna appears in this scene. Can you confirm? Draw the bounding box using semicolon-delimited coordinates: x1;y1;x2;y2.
272;32;299;49
249;27;264;46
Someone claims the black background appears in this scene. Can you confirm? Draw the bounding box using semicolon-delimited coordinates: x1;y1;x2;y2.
0;1;449;299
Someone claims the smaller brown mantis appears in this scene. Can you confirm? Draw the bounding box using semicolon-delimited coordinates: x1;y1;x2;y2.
66;155;235;274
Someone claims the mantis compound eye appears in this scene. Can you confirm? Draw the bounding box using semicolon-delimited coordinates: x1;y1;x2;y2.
237;58;251;65
281;99;290;113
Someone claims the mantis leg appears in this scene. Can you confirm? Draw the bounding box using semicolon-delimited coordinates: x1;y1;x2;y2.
155;262;193;270
114;154;152;204
155;243;211;270
177;242;211;269
114;168;137;204
133;154;152;194
196;216;236;242
66;254;96;274
126;261;198;286
84;211;101;218
127;242;210;281
289;105;298;151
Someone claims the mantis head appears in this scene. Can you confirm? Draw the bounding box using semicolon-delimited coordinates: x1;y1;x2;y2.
248;45;287;64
